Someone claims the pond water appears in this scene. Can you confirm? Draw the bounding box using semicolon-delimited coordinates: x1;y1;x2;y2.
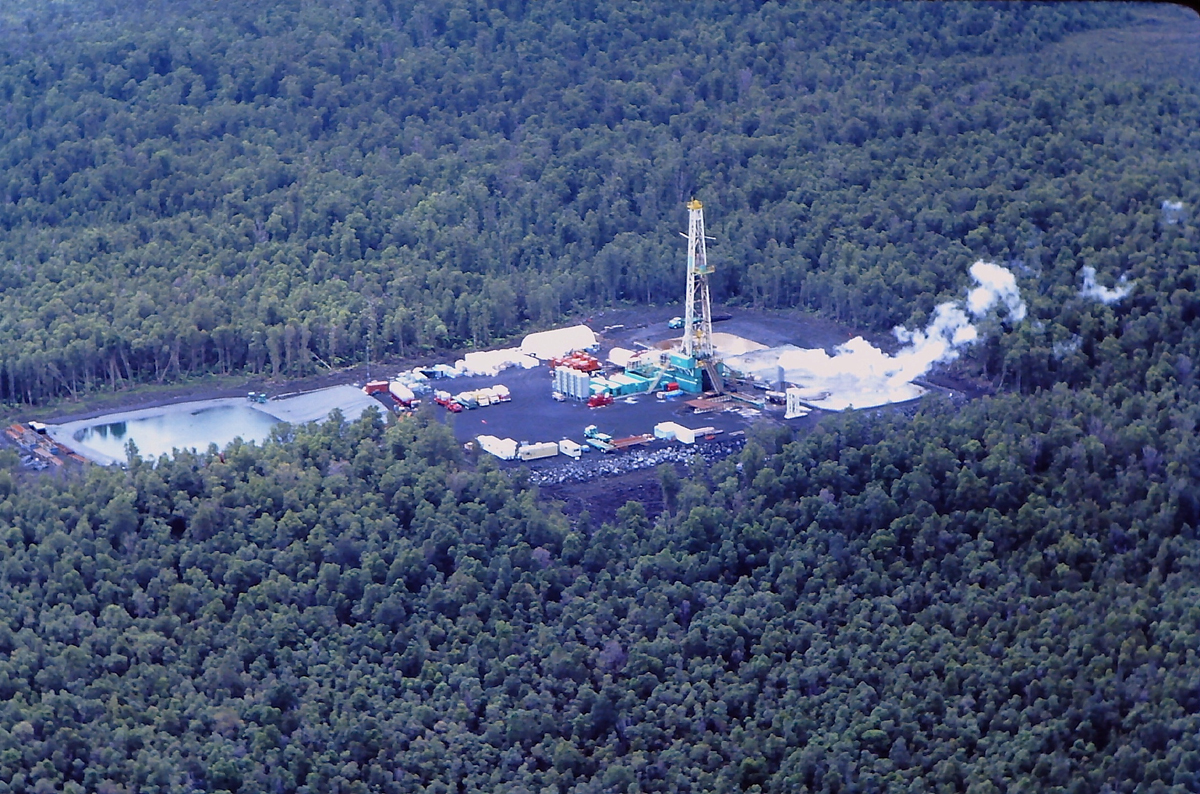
73;404;282;460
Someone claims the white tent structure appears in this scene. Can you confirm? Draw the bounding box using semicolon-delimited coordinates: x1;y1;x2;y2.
477;435;518;461
606;347;636;367
520;325;597;360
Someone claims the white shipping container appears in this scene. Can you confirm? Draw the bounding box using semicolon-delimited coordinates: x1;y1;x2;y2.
590;377;614;395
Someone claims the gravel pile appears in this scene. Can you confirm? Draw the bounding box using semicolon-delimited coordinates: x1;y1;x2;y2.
526;438;745;486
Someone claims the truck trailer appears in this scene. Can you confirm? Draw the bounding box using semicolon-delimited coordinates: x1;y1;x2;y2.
517;442;559;461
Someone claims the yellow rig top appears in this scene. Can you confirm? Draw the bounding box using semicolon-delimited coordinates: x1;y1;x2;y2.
687;198;703;210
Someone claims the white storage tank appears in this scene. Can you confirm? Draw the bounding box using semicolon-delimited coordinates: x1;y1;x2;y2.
785;387;812;419
553;367;591;401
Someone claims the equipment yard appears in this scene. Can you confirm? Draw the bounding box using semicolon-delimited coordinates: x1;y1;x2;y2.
14;201;966;474
15;298;941;474
437;366;751;452
403;199;936;471
403;303;915;477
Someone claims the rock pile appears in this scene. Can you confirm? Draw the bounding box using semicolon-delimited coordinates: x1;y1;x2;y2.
526;438;745;486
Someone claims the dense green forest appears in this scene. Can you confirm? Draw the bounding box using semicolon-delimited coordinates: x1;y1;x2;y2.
3;1;1200;792
1;0;1194;402
1;390;1199;792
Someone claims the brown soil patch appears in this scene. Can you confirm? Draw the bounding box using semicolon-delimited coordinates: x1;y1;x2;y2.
539;465;667;526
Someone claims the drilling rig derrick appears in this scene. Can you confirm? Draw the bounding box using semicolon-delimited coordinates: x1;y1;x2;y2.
680;199;715;360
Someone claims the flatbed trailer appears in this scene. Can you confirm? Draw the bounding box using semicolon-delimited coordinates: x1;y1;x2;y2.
611;434;653;450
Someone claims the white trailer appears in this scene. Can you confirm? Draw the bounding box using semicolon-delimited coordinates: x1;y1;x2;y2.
518;441;559;461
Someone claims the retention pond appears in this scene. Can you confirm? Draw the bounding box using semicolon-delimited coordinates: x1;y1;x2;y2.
47;385;382;465
73;404;281;461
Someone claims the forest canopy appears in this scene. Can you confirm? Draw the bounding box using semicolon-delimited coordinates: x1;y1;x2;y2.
1;386;1199;792
1;0;1192;403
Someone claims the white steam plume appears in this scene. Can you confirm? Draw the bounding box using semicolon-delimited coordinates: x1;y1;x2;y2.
1162;200;1186;226
1079;265;1131;305
775;260;1025;410
965;260;1026;322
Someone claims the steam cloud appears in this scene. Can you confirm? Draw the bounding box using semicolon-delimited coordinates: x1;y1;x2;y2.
1162;200;1186;226
775;261;1026;410
1079;265;1131;305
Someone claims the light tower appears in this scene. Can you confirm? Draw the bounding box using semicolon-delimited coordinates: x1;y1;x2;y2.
681;198;715;359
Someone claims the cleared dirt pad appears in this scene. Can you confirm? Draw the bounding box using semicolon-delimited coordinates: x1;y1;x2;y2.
540;466;667;525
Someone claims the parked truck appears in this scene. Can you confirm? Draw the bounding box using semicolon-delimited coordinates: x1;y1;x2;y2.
389;381;418;408
583;425;616;452
587;393;614;408
434;390;463;412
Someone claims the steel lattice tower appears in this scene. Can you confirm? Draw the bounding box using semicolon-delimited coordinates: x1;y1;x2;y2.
681;199;714;359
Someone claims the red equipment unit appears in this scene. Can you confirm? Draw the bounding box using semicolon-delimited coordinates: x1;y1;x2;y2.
550;352;601;373
587;393;614;408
